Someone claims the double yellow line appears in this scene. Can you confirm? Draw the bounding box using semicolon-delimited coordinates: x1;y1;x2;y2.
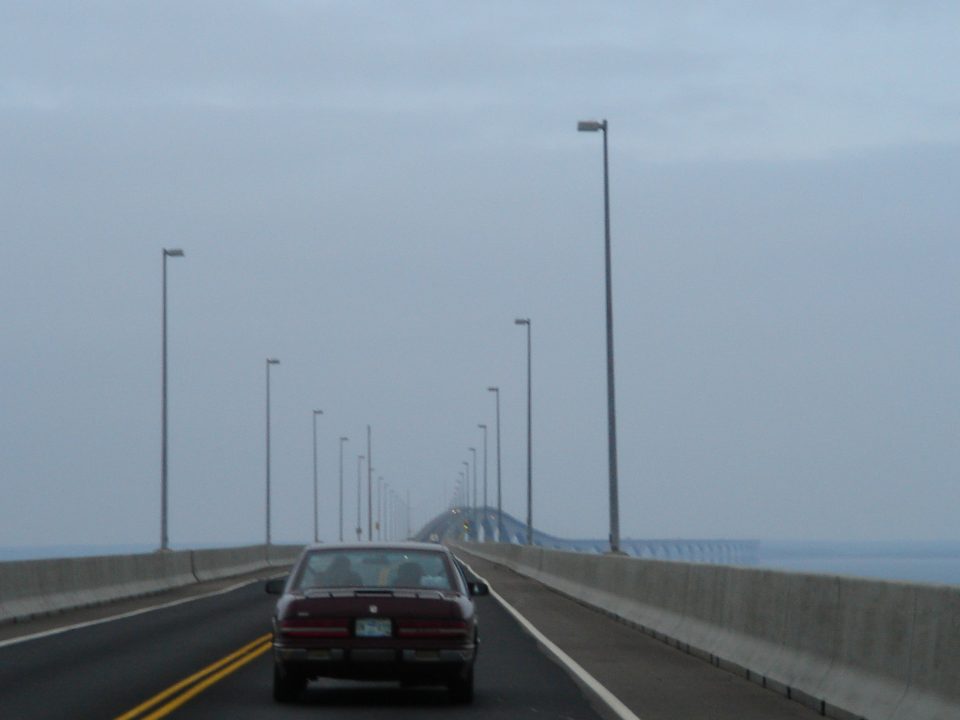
114;634;272;720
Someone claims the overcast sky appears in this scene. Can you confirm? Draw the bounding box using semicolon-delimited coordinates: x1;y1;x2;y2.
2;1;959;548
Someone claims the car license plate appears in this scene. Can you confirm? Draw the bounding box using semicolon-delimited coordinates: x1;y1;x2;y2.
355;618;392;637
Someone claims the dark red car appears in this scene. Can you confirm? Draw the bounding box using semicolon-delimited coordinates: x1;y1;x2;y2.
266;542;488;703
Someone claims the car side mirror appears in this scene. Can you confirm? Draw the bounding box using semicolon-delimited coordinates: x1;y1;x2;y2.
265;577;287;595
468;581;489;597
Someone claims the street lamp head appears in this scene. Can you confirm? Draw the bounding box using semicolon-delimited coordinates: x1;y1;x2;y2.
267;358;280;365
487;386;498;393
469;447;476;452
313;409;323;415
164;248;185;257
340;436;349;442
577;120;605;132
478;423;486;429
514;318;530;326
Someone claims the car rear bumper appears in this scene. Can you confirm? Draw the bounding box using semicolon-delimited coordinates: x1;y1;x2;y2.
274;645;475;680
275;645;475;662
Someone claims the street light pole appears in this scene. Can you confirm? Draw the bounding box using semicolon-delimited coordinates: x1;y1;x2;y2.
515;318;532;545
396;487;401;540
388;486;395;540
462;460;470;537
384;481;391;540
312;409;323;543
478;424;487;541
356;454;365;541
160;248;184;552
265;358;280;546
338;437;348;541
578;118;621;553
468;447;477;539
487;387;502;541
377;476;383;540
367;425;373;542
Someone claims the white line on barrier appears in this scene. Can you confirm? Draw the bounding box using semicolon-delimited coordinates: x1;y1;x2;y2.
458;557;643;720
0;574;284;650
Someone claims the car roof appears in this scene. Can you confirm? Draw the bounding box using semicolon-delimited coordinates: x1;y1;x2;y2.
299;541;451;554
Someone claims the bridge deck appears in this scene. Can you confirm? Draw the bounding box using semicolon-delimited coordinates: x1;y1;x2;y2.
458;548;822;720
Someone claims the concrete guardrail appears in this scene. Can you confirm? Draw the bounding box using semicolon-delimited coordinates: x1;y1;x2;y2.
0;544;303;625
456;541;960;720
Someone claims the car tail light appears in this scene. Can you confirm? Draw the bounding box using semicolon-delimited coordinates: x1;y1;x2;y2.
396;619;469;638
280;617;350;638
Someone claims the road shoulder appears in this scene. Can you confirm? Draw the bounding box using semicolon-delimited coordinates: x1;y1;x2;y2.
0;565;287;645
457;548;822;720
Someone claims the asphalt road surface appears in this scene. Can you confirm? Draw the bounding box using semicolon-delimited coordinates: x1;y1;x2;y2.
0;570;607;720
1;551;827;720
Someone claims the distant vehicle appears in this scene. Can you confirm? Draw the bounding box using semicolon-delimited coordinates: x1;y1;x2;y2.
429;532;440;543
266;542;488;703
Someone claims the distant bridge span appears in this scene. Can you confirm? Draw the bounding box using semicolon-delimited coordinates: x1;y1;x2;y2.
413;506;758;565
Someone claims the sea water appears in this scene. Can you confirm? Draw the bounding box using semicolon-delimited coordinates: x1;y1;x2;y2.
754;540;960;586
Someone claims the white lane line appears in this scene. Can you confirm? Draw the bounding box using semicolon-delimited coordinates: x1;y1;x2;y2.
459;558;643;720
0;574;285;649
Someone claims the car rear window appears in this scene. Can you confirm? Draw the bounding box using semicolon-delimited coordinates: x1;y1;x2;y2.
293;549;455;591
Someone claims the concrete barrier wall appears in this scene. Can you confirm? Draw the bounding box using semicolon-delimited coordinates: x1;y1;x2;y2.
0;544;304;625
0;551;195;623
191;544;302;582
267;544;304;565
458;542;960;720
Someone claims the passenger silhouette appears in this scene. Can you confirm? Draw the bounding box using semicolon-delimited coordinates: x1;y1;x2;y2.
395;561;423;587
321;555;362;587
